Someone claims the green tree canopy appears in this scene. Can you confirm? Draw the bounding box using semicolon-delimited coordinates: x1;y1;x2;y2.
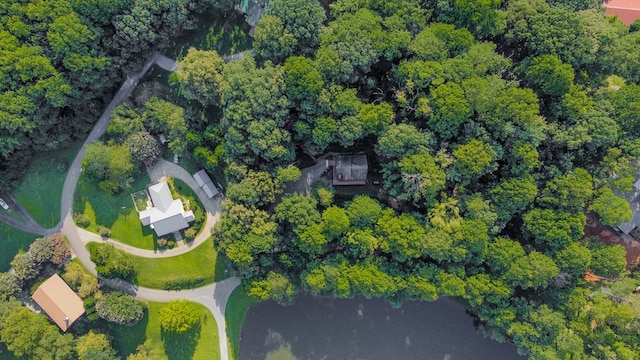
159;300;200;333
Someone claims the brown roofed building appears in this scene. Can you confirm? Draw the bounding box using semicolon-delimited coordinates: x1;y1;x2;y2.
604;0;640;26
32;274;85;332
330;154;368;185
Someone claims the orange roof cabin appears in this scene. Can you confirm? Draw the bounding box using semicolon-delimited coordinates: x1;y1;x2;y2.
604;0;640;26
32;274;85;332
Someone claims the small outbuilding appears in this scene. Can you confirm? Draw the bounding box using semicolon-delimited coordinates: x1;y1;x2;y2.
32;274;85;332
193;169;219;198
139;181;194;236
330;154;368;186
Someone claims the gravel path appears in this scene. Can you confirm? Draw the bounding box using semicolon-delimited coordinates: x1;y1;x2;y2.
0;191;49;235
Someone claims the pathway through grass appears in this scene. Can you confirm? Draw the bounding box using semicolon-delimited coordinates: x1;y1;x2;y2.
12;139;84;228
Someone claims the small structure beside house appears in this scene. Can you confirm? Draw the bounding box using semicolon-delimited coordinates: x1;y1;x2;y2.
616;179;640;238
139;181;194;236
237;0;269;30
193;169;219;199
32;274;85;332
329;154;368;186
603;0;640;26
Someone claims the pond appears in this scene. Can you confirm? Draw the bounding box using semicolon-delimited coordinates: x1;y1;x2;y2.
240;294;524;360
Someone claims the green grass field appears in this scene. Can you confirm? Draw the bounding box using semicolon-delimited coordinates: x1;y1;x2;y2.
75;171;158;249
0;222;37;272
225;287;255;360
110;301;220;360
130;237;223;289
11;139;84;228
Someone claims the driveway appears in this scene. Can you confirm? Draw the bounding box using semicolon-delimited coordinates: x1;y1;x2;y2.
53;52;238;360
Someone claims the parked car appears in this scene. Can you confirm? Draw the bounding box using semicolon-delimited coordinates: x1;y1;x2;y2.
0;198;8;210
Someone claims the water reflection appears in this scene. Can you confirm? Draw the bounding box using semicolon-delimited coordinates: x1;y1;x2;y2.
240;294;524;360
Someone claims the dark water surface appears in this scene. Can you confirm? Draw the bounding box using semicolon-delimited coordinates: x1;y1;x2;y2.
240;294;524;360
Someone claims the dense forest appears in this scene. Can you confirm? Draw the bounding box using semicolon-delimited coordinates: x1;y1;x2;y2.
4;0;640;358
0;0;229;189
195;0;640;359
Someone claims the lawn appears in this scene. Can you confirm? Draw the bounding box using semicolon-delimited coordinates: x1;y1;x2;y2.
225;287;255;360
75;172;208;250
169;9;253;59
110;301;220;360
0;222;37;272
130;237;225;289
11;139;84;228
75;171;157;249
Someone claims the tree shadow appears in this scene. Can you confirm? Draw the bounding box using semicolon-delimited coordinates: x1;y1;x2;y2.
214;252;229;282
162;322;201;360
107;308;149;358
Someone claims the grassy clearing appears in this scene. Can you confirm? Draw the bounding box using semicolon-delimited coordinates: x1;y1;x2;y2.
75;171;157;249
0;222;37;271
169;10;253;59
11;139;84;228
110;301;219;360
76;172;207;250
225;286;255;360
130;237;220;289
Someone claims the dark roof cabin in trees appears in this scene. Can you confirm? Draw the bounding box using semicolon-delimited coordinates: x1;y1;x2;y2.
330;154;368;186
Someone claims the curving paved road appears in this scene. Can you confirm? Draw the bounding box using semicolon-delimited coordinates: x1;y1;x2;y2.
53;52;239;360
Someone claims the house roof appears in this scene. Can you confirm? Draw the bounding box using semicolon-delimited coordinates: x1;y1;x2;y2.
32;274;84;332
151;212;193;236
193;170;219;198
148;182;173;212
604;0;640;25
332;154;368;185
139;181;193;236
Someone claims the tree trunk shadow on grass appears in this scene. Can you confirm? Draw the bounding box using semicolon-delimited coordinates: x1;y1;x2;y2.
162;322;201;360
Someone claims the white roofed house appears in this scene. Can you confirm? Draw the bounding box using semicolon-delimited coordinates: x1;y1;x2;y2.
139;181;194;236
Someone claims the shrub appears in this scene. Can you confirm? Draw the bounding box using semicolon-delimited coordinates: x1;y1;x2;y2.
0;272;19;301
89;244;135;280
157;238;168;247
95;292;144;326
97;226;111;238
162;278;206;290
184;228;196;242
75;213;91;227
49;234;71;265
29;237;54;265
167;240;176;248
10;252;38;283
159;300;200;333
